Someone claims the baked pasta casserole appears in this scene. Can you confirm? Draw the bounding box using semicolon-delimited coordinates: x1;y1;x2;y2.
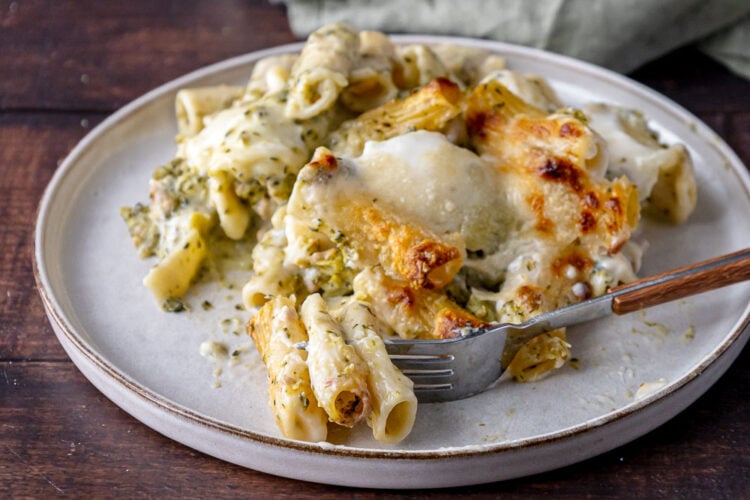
121;24;697;443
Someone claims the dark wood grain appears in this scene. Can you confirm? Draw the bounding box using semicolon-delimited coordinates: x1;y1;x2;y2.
3;346;748;496
612;248;750;314
0;113;104;361
2;0;749;496
0;0;297;112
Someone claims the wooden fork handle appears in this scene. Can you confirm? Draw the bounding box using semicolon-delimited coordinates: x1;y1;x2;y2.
610;247;750;315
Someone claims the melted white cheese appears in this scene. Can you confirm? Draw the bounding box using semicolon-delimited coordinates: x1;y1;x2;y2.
584;103;674;202
179;91;316;188
480;70;561;112
335;130;504;251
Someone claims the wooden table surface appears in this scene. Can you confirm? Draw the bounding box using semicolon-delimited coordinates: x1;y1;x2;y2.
2;1;749;496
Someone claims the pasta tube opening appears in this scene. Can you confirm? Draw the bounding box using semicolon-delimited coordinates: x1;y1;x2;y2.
248;296;328;442
336;300;417;443
300;293;371;427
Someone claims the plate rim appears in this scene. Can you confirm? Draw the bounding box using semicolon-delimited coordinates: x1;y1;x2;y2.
33;35;750;474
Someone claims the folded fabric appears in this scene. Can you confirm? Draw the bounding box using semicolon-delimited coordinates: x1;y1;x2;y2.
700;15;750;79
283;0;750;79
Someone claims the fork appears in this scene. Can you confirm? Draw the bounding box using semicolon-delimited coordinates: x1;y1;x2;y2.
385;247;750;402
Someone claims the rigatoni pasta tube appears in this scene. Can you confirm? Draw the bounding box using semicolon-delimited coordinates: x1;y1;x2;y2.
430;45;506;86
287;147;465;290
248;296;328;442
340;31;398;113
143;227;207;305
286;23;359;120
506;330;571;382
245;53;298;102
645;144;696;225
394;44;450;90
208;170;251;240
337;301;417;444
241;229;299;308
353;266;489;340
175;85;244;137
328;76;463;157
242;208;300;308
300;293;371;427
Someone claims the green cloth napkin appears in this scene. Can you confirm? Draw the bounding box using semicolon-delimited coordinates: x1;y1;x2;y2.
283;0;750;79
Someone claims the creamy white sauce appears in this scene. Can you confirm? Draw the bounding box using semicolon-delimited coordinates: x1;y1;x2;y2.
180;92;311;183
584;103;672;201
480;70;561;111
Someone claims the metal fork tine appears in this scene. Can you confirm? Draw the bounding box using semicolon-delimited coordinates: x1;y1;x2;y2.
388;353;455;362
389;354;454;371
413;383;453;393
384;328;508;402
386;353;455;401
399;368;453;379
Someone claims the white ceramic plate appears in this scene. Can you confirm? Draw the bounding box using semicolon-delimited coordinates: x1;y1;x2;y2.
35;36;750;488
